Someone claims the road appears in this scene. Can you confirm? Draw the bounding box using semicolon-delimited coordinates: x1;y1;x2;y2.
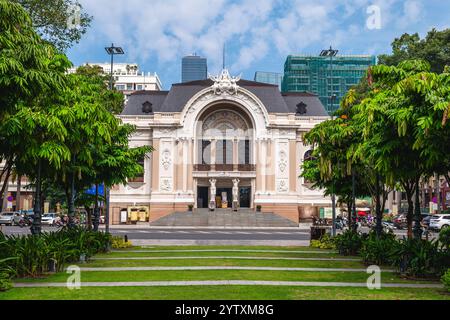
0;225;438;245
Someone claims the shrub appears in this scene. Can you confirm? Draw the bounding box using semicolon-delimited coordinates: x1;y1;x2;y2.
334;230;363;256
0;227;112;280
112;236;133;249
442;269;450;292
439;227;450;249
0;274;12;292
390;238;449;278
360;231;397;265
310;234;336;250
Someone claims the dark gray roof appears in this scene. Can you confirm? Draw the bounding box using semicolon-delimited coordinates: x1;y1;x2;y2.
121;91;169;115
282;92;329;116
121;80;327;116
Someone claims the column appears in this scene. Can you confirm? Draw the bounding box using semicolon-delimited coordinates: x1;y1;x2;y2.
233;138;239;171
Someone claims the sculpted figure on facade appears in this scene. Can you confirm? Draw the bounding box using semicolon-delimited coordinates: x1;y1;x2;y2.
209;69;241;95
209;178;217;211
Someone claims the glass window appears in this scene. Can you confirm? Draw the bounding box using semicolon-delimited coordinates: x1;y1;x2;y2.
216;140;233;164
199;140;211;165
238;140;251;164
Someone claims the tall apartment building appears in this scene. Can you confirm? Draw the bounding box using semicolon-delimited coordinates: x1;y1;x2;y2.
69;63;163;98
282;55;376;114
182;55;208;83
254;71;283;90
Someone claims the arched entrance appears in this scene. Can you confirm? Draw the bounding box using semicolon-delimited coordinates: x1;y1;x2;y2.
193;103;256;210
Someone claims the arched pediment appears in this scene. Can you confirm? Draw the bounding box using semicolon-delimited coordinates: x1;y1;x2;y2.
180;85;270;136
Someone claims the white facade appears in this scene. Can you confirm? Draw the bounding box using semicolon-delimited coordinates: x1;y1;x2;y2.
68;63;163;96
109;69;332;225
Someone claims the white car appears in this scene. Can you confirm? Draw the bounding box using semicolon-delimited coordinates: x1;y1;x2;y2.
41;213;61;226
0;212;15;226
429;214;450;231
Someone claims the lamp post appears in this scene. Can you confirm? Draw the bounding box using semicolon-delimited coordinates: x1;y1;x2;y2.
104;44;124;234
320;47;339;236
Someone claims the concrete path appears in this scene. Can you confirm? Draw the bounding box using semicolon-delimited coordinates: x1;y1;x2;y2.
112;249;335;254
130;240;310;246
92;256;359;261
75;266;394;272
14;280;443;289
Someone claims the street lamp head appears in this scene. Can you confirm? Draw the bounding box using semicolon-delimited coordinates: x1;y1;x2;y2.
320;47;339;57
105;44;125;55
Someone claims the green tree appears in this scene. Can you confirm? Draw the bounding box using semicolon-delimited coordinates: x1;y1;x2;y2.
13;0;93;51
0;0;71;233
379;28;450;74
355;60;450;238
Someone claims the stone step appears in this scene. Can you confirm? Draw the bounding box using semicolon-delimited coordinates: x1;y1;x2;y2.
150;210;298;228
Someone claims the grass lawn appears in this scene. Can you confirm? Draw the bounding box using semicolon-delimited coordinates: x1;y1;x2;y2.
84;257;365;269
15;270;429;284
1;245;448;300
2;286;449;300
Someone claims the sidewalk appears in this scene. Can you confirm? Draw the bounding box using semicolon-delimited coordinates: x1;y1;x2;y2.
129;240;311;246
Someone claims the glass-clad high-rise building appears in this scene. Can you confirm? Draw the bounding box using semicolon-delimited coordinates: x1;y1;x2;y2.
254;71;283;90
182;55;208;83
282;55;376;114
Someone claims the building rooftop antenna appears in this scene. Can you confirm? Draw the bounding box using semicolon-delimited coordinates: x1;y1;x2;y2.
223;43;226;70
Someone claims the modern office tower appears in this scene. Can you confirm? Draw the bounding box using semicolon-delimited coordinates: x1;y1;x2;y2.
282;55;376;114
254;71;283;90
182;54;208;83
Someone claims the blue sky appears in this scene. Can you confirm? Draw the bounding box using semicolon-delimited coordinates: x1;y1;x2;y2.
68;0;450;90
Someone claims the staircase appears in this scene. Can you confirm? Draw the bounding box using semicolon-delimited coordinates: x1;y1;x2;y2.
150;209;298;228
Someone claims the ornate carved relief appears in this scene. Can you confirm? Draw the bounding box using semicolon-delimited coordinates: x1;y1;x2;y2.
278;150;288;173
160;178;172;192
161;149;171;170
277;179;289;193
209;69;241;95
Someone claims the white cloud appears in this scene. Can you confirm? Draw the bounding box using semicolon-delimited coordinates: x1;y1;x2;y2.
75;0;436;82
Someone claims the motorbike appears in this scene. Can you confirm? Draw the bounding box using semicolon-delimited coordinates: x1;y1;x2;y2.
18;216;33;228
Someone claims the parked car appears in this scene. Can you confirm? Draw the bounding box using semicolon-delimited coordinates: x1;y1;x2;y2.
41;213;61;226
0;212;15;226
429;215;450;231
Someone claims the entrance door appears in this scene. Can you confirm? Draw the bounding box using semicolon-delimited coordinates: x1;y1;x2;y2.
216;188;232;208
239;187;251;208
197;187;209;208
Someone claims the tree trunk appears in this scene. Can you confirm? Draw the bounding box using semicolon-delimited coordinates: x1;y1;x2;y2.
375;175;383;237
68;170;76;228
86;206;92;231
404;184;414;239
16;176;22;212
30;159;42;235
347;200;352;231
435;173;441;214
413;176;422;239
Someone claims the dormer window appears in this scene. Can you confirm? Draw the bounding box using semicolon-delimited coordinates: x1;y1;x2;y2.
296;102;307;115
142;101;153;114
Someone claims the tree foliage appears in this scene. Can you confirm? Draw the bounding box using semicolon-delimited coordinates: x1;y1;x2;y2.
13;0;93;51
378;28;450;74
